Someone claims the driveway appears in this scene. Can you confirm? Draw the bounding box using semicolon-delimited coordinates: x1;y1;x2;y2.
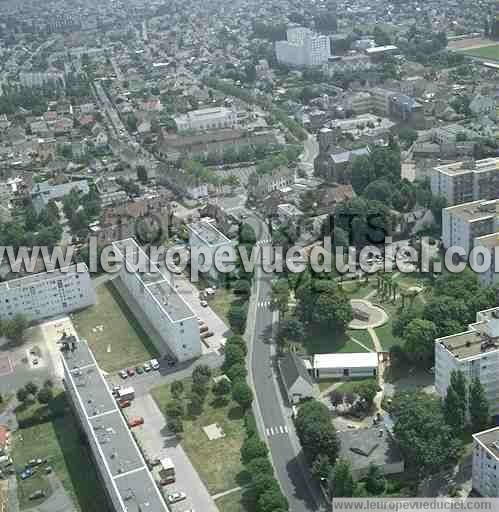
124;394;218;512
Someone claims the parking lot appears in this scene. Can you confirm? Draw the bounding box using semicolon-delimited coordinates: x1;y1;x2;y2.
121;394;218;512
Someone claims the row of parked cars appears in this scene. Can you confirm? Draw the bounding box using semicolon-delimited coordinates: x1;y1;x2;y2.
118;359;160;379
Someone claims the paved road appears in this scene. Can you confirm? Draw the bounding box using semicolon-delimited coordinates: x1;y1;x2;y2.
246;215;321;512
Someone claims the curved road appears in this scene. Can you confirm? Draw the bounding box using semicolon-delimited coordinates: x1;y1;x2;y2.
246;215;321;512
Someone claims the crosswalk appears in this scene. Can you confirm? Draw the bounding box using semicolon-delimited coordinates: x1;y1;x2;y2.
257;300;272;309
256;239;273;246
266;425;289;437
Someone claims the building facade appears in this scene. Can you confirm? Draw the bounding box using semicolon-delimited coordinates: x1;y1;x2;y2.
435;307;499;417
174;107;238;132
0;265;95;322
113;238;201;362
431;158;499;206
472;427;499;496
31;179;90;213
62;336;169;512
276;27;331;67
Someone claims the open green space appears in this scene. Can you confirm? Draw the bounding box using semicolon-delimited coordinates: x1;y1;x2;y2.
216;489;255;512
348;329;376;351
304;324;369;355
339;280;376;300
208;287;238;327
72;281;158;372
13;394;109;511
458;44;499;60
151;377;248;495
336;377;377;394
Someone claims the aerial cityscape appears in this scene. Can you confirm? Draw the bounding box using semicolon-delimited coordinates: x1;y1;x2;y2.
2;0;499;511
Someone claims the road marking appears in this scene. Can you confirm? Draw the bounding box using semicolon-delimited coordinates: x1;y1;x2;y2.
256;239;273;246
266;425;288;437
257;300;272;309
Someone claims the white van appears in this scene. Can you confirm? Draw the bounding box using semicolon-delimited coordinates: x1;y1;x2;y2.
150;359;160;370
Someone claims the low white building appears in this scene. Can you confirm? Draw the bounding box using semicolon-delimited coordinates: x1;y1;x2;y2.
278;353;318;405
113;238;202;363
276;203;303;225
312;352;378;380
472;426;499;496
174;107;238;132
0;264;95;322
435;307;499;417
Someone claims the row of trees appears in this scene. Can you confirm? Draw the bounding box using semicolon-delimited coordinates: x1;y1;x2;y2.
62;187;101;239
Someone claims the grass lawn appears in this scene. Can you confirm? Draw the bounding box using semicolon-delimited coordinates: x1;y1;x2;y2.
151;377;248;495
216;489;255;512
13;401;109;511
72;281;158;372
459;44;499;60
304;324;368;355
348;329;375;351
339;280;376;300
336;377;377;394
209;287;238;326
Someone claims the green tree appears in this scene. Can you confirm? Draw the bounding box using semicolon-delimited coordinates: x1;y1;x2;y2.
192;365;212;387
223;343;246;370
363;179;392;204
241;435;268;464
331;459;356;497
403;319;438;365
271;279;290;315
167;416;184;434
312;453;333;481
16;388;28;403
188;391;204;416
355;380;378;406
226;363;247;382
232;381;253;410
137;165;148;183
239;223;257;244
171;380;184;398
165;401;184;418
25;381;39;396
365;463;386;495
213;377;231;397
258;486;289;512
228;303;248;334
247;457;273;476
469;377;489;432
37;387;53;404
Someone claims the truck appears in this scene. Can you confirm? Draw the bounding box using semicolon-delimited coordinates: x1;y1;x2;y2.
159;457;176;485
116;387;135;402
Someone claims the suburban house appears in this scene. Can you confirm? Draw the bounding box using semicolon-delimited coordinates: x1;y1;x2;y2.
278;353;318;405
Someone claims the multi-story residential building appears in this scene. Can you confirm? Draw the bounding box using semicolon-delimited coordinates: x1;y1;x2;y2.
174;107;238;132
431;158;499;206
388;93;424;128
0;265;95;322
472;426;499;497
435;307;499;417
324;55;372;77
473;233;499;287
442;199;499;254
275;27;331;67
61;335;169;512
113;238;201;362
31;178;90;213
187;220;234;281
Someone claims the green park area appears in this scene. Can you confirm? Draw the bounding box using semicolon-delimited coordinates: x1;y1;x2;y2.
12;391;109;511
152;375;248;495
458;44;499;60
72;281;158;372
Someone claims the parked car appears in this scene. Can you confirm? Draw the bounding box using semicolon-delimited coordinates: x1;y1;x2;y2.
167;492;187;504
128;416;144;428
118;399;131;409
126;368;135;377
200;300;208;307
135;366;144;375
150;359;160;370
20;468;33;480
143;362;151;372
112;385;121;396
118;370;128;379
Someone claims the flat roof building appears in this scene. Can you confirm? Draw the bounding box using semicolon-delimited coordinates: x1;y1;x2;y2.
431;158;499;206
113;239;201;362
174;107;238;133
435;307;499;416
473;426;499;496
61;335;169;512
312;352;378;380
0;264;95;322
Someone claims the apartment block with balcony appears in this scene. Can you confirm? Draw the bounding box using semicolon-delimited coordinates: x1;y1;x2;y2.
442;199;499;255
0;264;95;322
431;158;499;206
435;307;499;417
472;427;499;497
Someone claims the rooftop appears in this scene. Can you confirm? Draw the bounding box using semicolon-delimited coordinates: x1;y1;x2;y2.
0;264;86;291
60;337;168;512
444;199;499;222
434;157;499;176
473;427;499;460
187;220;231;247
113;238;195;323
437;308;499;360
313;352;378;369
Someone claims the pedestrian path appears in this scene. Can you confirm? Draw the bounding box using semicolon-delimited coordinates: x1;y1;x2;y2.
257;300;272;309
256;239;273;246
265;424;289;437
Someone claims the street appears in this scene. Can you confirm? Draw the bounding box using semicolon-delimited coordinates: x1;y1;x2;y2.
246;214;321;512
